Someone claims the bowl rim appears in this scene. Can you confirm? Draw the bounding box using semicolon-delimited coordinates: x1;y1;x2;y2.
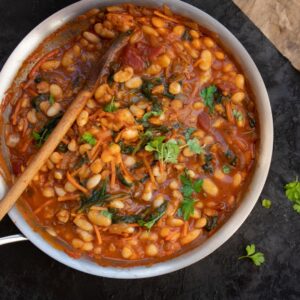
0;0;273;279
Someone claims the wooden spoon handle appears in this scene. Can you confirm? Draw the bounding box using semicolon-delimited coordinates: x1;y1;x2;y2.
0;91;91;220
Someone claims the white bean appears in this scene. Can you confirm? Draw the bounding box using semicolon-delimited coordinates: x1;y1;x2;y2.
86;174;101;190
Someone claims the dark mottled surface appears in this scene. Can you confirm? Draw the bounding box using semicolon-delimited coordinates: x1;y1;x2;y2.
0;0;299;299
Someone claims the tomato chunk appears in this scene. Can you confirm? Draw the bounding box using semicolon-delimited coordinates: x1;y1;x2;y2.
121;45;144;72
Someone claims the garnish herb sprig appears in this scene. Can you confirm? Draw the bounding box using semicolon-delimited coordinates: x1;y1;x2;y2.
239;244;265;266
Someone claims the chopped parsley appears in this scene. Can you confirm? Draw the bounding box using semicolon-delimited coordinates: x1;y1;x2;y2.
284;178;300;213
184;127;196;141
177;171;203;220
100;210;113;219
184;128;204;154
187;138;204;154
104;97;117;112
233;109;243;121
49;94;55;105
200;85;222;113
239;244;265;266
81;132;96;146
145;136;180;164
222;165;231;174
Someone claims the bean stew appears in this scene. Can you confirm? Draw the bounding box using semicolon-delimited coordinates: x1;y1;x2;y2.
3;4;258;266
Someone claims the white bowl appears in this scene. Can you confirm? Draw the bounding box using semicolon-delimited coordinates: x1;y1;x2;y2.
0;0;273;278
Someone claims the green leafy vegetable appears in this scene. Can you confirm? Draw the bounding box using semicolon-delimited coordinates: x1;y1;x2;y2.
145;136;180;163
222;165;231;174
200;85;217;113
104;97;117;112
284;178;300;213
233;109;243;121
107;62;121;85
225;150;238;166
112;214;141;224
116;166;133;187
34;75;42;83
100;210;113;219
178;172;203;220
56;142;68;153
182;29;192;41
247;113;256;128
32;113;62;147
142;111;162;123
138;202;167;229
205;216;218;231
262;199;272;209
162;90;175;100
141;78;162;99
81;132;97;146
118;141;135;155
49;94;55;105
193;179;204;193
31;93;49;111
239;244;265;266
178;198;195;221
187;138;204;154
111;202;167;230
184;127;196;141
74;153;90;169
202;154;214;174
78;180;128;212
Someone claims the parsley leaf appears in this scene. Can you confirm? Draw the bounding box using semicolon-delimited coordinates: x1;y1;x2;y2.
193;179;204;193
49;94;55;105
187;138;204;154
222;165;231;174
261;199;272;209
284;178;300;213
200;85;217;113
239;244;265;266
104;97;117;112
184;128;204;154
142;111;162;123
178;172;203;220
180;198;195;221
145;136;180;163
163;139;180;163
32;131;41;141
81;132;96;146
100;210;113;219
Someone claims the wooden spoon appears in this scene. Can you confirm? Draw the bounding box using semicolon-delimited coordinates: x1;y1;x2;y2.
0;33;130;221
